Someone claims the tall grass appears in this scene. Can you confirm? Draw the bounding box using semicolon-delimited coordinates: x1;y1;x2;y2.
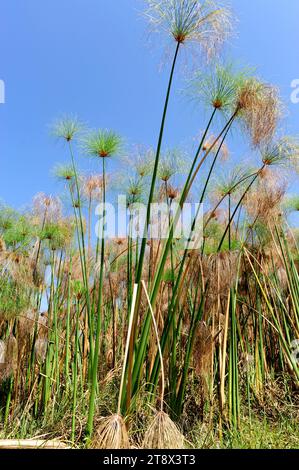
0;0;298;449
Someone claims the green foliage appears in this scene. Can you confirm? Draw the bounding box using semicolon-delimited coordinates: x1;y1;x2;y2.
0;0;299;450
2;215;33;248
0;275;31;320
53;164;76;182
0;204;19;233
283;195;299;213
39;222;72;251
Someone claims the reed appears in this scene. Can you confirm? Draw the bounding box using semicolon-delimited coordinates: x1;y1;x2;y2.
0;0;298;450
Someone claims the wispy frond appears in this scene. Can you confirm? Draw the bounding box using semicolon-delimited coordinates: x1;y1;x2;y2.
51;115;84;142
261;137;299;167
145;0;232;59
188;63;252;113
82;130;122;158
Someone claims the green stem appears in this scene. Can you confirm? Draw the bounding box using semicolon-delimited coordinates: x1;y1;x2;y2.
71;299;80;443
131;111;234;399
217;167;264;252
86;157;106;438
124;41;181;411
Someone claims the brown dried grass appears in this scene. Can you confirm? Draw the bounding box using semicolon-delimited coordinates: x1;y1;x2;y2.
142;411;185;449
90;414;129;449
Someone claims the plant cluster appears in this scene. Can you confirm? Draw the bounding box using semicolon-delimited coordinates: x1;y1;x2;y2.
0;0;298;449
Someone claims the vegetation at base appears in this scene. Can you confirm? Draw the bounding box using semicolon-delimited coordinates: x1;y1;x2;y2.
0;0;298;449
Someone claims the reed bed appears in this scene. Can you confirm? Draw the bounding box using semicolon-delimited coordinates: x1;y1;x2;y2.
0;0;298;449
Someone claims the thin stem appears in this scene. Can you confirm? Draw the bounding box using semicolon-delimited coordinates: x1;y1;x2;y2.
118;283;138;415
228;192;231;250
141;281;165;412
86;157;106;438
135;41;181;284
217;166;265;252
124;41;181;411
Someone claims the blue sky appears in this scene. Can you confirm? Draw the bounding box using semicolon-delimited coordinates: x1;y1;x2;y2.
0;0;298;210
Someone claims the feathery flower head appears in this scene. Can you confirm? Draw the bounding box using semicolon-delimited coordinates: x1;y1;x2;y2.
0;204;18;232
245;170;286;223
81;174;104;200
121;146;154;178
71;279;86;299
51;115;84;142
261;136;299;167
202;133;229;160
167;184;180;200
126;177;146;207
213;166;254;198
3;215;33;248
188;63;251;112
127;177;144;198
236;78;282;147
282;195;299;214
53;164;76;182
158;148;186;181
82;130;122;158
39;220;73;250
145;0;232;58
32;193;62;222
135;149;155;177
158;182;180;201
282;136;299;170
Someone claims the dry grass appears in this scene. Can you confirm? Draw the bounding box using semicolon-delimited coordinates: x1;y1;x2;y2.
143;411;185;449
91;414;129;449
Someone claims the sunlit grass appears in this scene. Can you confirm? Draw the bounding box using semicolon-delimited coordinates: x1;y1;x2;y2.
0;0;298;450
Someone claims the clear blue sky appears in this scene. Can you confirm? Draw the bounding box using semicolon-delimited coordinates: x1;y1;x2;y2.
0;0;298;209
